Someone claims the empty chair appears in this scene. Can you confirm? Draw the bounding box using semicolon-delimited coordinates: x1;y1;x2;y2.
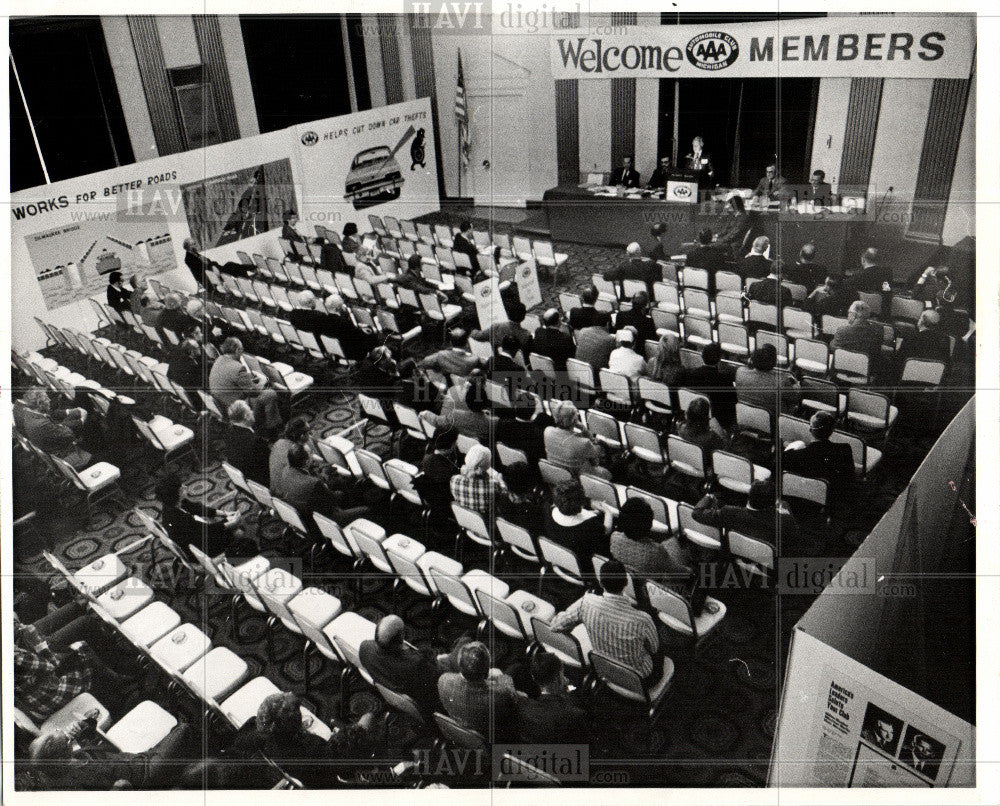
714;292;745;325
538;458;573;487
677;501;721;551
712;450;770;495
781;471;829;510
585;408;624;451
890;295;925;327
717;322;750;358
598;368;635;409
830;429;882;478
900;359;946;387
793;338;830;375
681;315;713;349
537;536;587;588
624;422;667;467
735;402;773;437
645;581;726;646
666;434;707;481
832;349;870;385
716;271;743;293
844;389;898;440
777;414;813;447
799;376;841;417
589;651;674;719
682;287;712;320
653;282;681;314
637;376;673;419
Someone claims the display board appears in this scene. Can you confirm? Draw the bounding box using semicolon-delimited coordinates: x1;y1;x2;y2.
10;99;441;353
551;15;975;80
293;98;439;241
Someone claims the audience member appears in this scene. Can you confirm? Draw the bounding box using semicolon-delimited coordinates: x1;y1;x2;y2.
470;300;532;359
782;411;856;495
450;444;505;520
279;444;369;524
608;327;646;379
897;309;951;364
15;387;91;469
551;560;663;688
692;479;801;554
158;293;196;337
831;300;884;358
437;641;518;740
615;291;658;345
806;274;853;318
747;260;793;307
531;309;575;372
734;344;800;413
105;270;131;313
515;652;588;744
741;236;772;281
209;337;284;436
787;243;826;289
676;343;737;427
604;242;660;294
570;319;612;374
269;416;315;494
677;397;730;455
451;220;480;266
568;286;612;331
846;248;891;295
544;400;611;480
223;399;271;486
359;615;441;717
495;395;551;462
684;228;729;284
419;328;480;377
496;462;547;534
610;498;693;590
644;333;684;388
156;473;244;559
544;479;613;580
415;426;461;522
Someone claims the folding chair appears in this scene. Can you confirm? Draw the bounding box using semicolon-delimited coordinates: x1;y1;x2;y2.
832;349;870;385
645;581;726;647
624;422;667;467
681;315;713;348
728;529;776;581
589;651;674;719
712;450;770;495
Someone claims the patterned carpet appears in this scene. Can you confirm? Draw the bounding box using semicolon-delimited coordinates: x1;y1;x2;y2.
12;211;972;788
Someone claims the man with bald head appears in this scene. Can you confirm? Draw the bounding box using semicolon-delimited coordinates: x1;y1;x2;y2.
359;615;441;715
898;309;951;364
847;247;891;295
787;242;827;289
604;241;661;294
289;290;373;359
741;235;773;281
531;308;575;371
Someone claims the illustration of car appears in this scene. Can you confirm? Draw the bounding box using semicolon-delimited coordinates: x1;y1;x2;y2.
344;145;404;209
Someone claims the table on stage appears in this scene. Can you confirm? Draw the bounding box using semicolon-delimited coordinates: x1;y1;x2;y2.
542;184;871;272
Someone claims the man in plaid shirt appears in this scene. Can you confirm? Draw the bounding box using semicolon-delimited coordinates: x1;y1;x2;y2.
449;444;506;520
14;615;96;723
551;559;666;688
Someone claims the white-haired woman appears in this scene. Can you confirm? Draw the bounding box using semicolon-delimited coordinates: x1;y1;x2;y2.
543;400;612;480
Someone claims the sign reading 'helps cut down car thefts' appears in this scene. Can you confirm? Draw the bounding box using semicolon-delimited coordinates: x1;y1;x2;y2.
551;15;974;79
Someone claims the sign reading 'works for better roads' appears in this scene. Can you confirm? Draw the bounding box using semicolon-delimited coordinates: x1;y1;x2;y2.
551;15;974;80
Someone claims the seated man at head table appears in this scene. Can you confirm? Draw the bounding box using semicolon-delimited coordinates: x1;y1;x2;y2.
609;154;640;188
646;155;673;190
801;169;835;206
752;163;790;203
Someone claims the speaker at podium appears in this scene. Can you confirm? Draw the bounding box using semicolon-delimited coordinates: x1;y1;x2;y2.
666;171;699;204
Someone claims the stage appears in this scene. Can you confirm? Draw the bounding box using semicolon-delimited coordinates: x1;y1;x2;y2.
542;184;883;273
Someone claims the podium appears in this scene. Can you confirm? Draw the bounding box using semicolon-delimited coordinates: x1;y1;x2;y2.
666;171;699;204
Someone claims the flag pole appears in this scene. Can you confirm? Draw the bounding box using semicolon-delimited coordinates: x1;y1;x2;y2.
457;122;462;198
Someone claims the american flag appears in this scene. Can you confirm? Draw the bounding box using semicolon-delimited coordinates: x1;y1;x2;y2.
456;49;469;171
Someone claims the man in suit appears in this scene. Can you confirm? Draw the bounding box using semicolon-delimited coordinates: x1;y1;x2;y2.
281;210;305;244
419;328;481;378
614;291;658;345
516;652;588;744
471;301;533;360
807;274;854;318
485;335;524;376
802;169;834;206
832;300;884;358
646;156;672;189
692;480;802;556
782;411;856;495
452;220;480;266
897;309;951;365
359;616;440;717
319;237;348;274
677;343;737;428
752;164;789;202
647;223;670;263
314;294;377;360
786;243;827;289
223;400;270;486
568;286;612;331
605;242;661;294
209;337;285;436
531;309;575;371
747;264;793;307
438;641;518;741
495;396;552;463
573;320;616;373
684;136;715;188
741;236;773;281
158;293;197;337
182;239;214;287
609;155;640;188
278;444;369;524
846;248;891;295
685;228;730;280
288;290;336;336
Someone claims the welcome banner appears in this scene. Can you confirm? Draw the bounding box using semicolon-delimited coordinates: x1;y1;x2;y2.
551;15;975;80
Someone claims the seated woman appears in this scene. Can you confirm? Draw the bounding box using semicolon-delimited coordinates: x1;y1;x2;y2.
396;357;441;413
27;712;194;791
269;416;318;498
609;498;695;600
544;479;612;583
677;397;730;456
423;372;495;443
155;473;245;559
449;444;506;520
644;333;683;387
734;343;800;414
219;692;375;789
543;400;612;480
15;387;92;470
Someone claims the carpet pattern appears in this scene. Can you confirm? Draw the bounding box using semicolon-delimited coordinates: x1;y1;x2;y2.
11;211;972;788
